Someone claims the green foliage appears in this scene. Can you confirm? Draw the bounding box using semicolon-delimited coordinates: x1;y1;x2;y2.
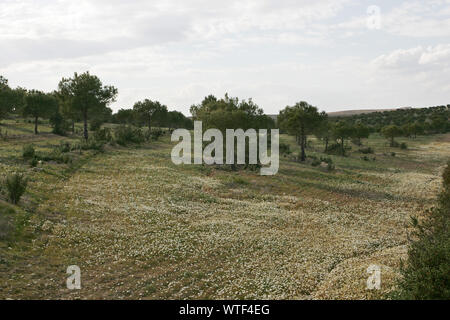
191;94;275;132
332;121;354;155
58;71;118;140
93;127;113;142
114;125;145;146
49;111;69;135
22;144;35;159
89;118;103;131
279;143;291;156
133;99;167;130
278;101;325;161
0;76;25;121
400;142;408;150
149;128;164;141
4;173;28;205
332;105;450;135
352;122;370;145
393;162;450;300
359;146;374;154
381;125;403;147
23;90;58;134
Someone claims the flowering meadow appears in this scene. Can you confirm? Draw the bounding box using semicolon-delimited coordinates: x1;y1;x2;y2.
1;121;449;299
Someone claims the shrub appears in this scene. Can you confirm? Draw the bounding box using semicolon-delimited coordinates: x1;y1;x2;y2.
391;152;396;157
320;157;333;165
150;128;164;141
5;173;28;204
393;162;450;299
400;142;408;150
81;138;105;152
93;127;113;142
49;112;68;136
279;143;291;156
58;141;72;153
30;157;38;167
311;158;321;167
327;162;335;171
359;147;374;154
90;118;103;131
326;143;350;156
114;125;145;146
22;144;35;159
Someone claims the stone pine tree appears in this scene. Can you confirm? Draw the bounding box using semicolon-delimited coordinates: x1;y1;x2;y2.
381;125;402;147
332;121;354;155
133;99;167;131
23;90;58;134
0;76;25;122
58;72;117;140
278;101;324;161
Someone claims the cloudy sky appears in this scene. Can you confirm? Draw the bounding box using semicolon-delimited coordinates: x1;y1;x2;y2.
1;0;450;114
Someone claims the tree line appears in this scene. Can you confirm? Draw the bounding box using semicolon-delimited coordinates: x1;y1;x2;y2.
277;101;450;161
0;72;193;140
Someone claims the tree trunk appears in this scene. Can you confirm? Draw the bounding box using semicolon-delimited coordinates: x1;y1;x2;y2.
72;120;75;134
34;116;38;134
148;117;151;131
83;111;88;141
300;127;306;162
324;137;329;153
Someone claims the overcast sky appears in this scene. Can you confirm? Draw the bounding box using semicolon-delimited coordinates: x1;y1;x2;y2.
1;0;450;115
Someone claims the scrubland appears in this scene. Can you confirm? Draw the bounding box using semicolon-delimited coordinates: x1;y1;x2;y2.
1;119;449;299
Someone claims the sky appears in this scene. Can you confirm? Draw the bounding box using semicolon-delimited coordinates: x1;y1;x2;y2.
1;0;450;115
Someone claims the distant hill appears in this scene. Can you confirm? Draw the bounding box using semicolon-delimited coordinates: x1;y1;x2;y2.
327;107;412;117
267;107;413;121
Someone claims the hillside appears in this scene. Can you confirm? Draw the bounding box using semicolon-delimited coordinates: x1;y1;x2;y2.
1;119;449;299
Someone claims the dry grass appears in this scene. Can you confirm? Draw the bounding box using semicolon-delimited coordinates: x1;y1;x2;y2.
1;122;449;299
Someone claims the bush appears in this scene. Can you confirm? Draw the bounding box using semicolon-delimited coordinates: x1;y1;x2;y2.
311;158;321;167
400;142;408;150
90;118;103;131
30;157;38;167
93;127;113;142
393;162;450;300
49;112;68;136
22;144;35;159
279;143;291;156
58;141;72;153
150;128;164;141
114;125;145;146
4;173;28;204
359;147;374;154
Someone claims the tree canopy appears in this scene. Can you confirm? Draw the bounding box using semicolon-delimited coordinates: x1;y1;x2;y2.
278;101;325;161
23;90;58;134
58;72;118;140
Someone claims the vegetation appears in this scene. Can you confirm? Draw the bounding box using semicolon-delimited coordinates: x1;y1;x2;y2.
278;101;325;161
23;90;58;134
0;72;449;300
4;173;28;205
393;163;450;299
58;72;118;140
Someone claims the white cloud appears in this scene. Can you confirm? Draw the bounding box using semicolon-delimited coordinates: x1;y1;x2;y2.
1;0;450;114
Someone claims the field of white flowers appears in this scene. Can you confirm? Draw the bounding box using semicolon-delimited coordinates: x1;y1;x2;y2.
1;125;449;299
